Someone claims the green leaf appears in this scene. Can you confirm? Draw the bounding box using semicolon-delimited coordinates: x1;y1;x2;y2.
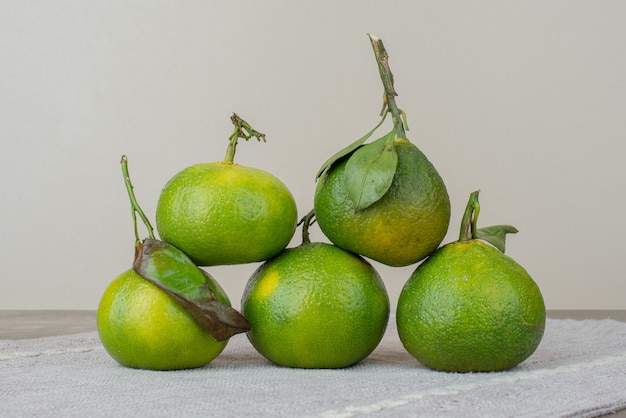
344;130;398;212
476;225;519;253
315;112;388;181
133;238;250;341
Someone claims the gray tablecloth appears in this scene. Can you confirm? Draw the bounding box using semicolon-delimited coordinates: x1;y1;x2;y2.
2;316;626;417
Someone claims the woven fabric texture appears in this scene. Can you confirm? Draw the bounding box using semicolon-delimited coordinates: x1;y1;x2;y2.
2;317;626;417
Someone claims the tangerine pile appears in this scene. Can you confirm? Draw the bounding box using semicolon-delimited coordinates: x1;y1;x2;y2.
97;34;545;372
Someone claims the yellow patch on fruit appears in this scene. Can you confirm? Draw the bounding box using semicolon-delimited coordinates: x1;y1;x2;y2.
255;269;280;298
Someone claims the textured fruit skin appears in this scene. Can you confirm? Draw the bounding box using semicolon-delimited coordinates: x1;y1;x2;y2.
97;269;229;370
314;140;450;267
156;162;298;266
396;240;546;372
241;242;390;368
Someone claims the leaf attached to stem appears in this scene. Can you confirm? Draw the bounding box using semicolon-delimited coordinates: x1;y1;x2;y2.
133;238;251;341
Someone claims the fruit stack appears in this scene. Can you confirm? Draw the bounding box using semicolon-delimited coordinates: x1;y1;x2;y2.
98;34;545;372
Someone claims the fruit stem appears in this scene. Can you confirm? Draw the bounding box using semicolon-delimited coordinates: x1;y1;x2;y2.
368;33;407;140
222;113;266;164
120;155;155;243
298;209;316;245
459;190;481;242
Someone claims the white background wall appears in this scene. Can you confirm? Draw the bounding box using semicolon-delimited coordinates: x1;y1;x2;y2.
1;1;625;310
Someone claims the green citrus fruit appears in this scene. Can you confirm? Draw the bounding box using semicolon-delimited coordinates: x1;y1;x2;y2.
314;139;450;267
97;268;229;370
241;242;390;368
396;239;546;372
155;162;298;266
